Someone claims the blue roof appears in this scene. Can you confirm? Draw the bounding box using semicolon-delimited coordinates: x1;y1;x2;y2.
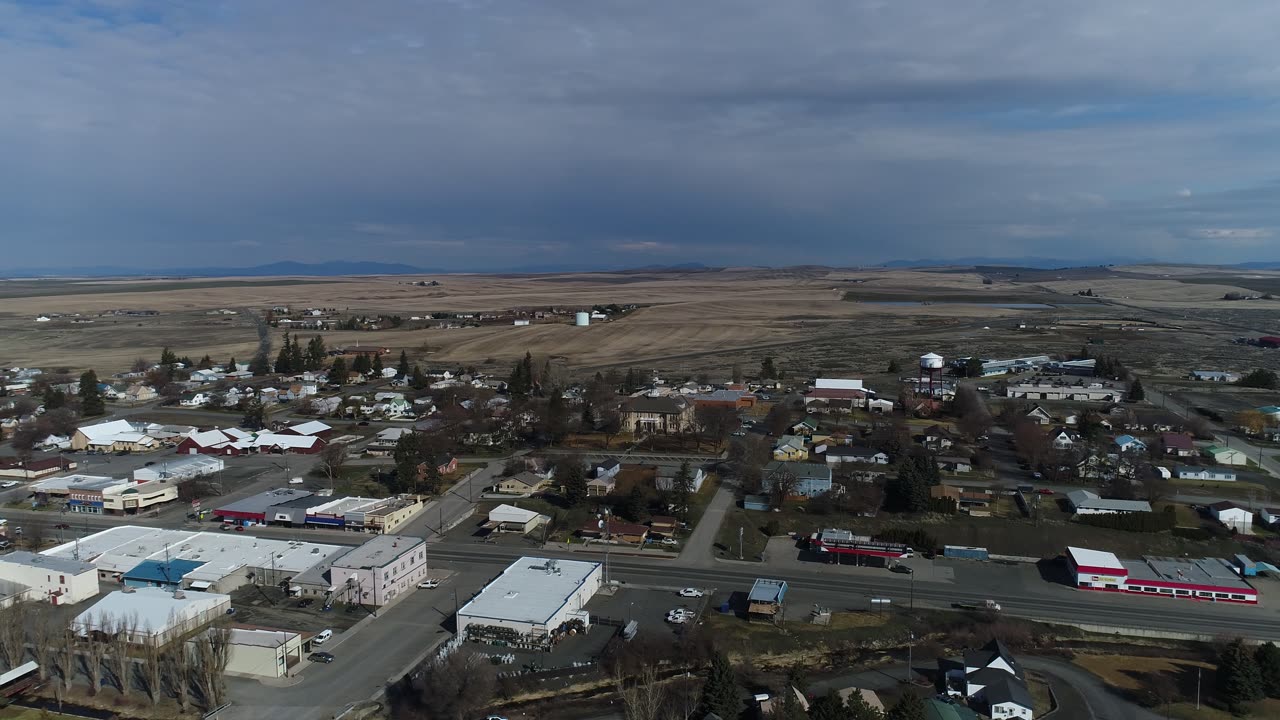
749;578;787;603
1114;435;1141;445
1259;406;1280;414
122;559;206;584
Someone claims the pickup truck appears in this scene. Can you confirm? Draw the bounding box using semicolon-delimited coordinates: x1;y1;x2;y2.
952;599;1001;612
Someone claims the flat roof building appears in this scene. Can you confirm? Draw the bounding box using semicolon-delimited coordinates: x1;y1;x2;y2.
132;455;224;482
1065;546;1256;604
0;550;99;605
73;587;231;647
226;627;305;679
214;488;314;524
328;535;427;607
457;557;602;649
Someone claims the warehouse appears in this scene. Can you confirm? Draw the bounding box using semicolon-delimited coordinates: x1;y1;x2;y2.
226;627;305;679
132;455;224;482
1065;546;1257;603
1065;490;1152;516
0;551;99;605
457;557;602;650
73;587;231;647
214;488;314;525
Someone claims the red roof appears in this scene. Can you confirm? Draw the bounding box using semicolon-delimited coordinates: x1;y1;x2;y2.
1162;433;1194;450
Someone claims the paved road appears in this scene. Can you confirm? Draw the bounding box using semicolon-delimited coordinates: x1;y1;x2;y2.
680;481;736;568
1020;656;1161;720
1144;384;1280;479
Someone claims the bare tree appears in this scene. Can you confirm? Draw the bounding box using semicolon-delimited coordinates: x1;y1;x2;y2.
413;649;497;720
58;628;79;694
192;625;232;710
84;619;110;695
0;603;29;670
600;409;623;450
616;665;665;720
28;606;59;683
108;613;136;697
317;442;349;482
140;637;164;706
162;644;193;713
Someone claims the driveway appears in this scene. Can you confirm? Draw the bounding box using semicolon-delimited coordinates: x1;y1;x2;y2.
1020;656;1161;720
680;481;735;568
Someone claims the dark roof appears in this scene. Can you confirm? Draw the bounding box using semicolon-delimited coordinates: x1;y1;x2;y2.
623;395;688;414
1210;500;1244;511
1162;432;1194;450
597;458;621;470
965;638;1023;680
984;676;1034;710
270;495;325;510
504;471;545;487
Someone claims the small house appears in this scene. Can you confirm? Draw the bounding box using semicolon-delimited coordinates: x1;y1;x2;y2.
1209;501;1253;532
1175;465;1236;482
1161;433;1196;457
495;471;549;495
593;458;621;480
1113;435;1147;453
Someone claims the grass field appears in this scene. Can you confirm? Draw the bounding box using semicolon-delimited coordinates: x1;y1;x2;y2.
1072;653;1280;719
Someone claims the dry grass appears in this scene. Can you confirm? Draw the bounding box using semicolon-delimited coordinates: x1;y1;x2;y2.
1073;654;1212;692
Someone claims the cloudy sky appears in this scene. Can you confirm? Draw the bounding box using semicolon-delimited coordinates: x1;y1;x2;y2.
4;1;1280;271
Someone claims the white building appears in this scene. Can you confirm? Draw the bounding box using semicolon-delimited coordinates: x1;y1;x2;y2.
132;455;224;482
488;505;548;534
70;419;158;452
73;587;231;647
1003;380;1121;403
1210;502;1253;532
457;557;602;648
226;628;304;678
814;378;864;391
328;535;427;607
0;551;99;605
1065;490;1151;516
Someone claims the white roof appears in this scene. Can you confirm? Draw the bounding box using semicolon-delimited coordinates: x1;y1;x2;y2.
229;627;299;648
489;504;541;524
187;429;232;447
75;420;135;441
224;428;253;440
43;526;346;579
287;420;331;436
374;427;415;443
1066;546;1124;570
815;378;864;390
32;474;125;494
459;557;600;627
252;433;321;450
73;587;230;636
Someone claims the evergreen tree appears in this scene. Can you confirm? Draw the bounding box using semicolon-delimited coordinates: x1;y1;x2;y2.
773;687;807;720
372;352;384;377
732;363;743;384
411;365;428;390
42;386;66;411
275;333;294;374
616;485;645;521
623;367;640;393
1128;377;1146;402
699;651;741;720
227;356;237;371
809;689;853;720
397;350;410;377
672;461;695;519
886;451;933;512
964;357;985;378
509;352;534;397
761;356;777;380
544;390;569;443
352;354;372;375
242;400;266;430
179;356;195;368
845;688;883;720
78;370;105;416
197;354;213;369
557;458;589;506
304;335;326;371
289;334;304;372
159;347;178;366
581;402;596;428
1218;638;1265;712
248;351;271;376
1256;642;1280;698
887;359;902;373
329;357;347;384
886;692;926;720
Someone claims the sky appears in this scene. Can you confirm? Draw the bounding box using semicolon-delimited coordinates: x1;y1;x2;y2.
4;0;1280;271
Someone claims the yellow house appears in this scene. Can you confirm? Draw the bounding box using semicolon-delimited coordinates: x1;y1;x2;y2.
496;471;549;494
772;435;808;461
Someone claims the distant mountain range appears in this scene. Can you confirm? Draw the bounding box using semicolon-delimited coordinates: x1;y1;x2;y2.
1;260;713;279
879;256;1152;269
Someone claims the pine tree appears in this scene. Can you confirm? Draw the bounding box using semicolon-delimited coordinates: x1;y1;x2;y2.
329;357;347;384
761;356;777;380
242;400;266;430
887;359;902;373
845;687;882;720
197;355;213;369
227;356;237;371
371;352;384;377
43;386;66;411
581;402;596;428
1128;377;1146;402
397;351;410;377
304;335;326;371
886;692;926;720
352;354;371;375
808;689;853;720
411;365;428;390
557;458;588;506
159;347;178;366
672;461;694;519
248;351;271;376
732;363;743;384
699;651;741;720
275;333;294;374
1218;638;1265;712
773;686;807;720
78;370;105;416
1256;642;1280;698
544;390;569;443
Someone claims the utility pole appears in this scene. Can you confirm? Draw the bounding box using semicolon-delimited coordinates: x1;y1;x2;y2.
906;631;914;684
1196;667;1201;710
738;526;743;561
909;572;915;611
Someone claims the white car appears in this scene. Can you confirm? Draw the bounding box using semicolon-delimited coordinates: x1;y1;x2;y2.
0;482;18;489
417;579;440;589
678;588;704;597
660;538;679;546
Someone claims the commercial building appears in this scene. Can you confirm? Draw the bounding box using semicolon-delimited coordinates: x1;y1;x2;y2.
132;455;224;482
457;557;602;649
72;587;232;647
70;419;160;452
1064;490;1152;516
1203;445;1248;466
809;529;913;560
0;551;99;605
122;559;207;591
1003;379;1121;403
486;504;548;534
619;394;693;435
32;475;180;515
175;428;254;456
42;526;346;593
748;578;787;623
1065;546;1257;604
0;456;76;480
327;535;427;607
226;627;305;679
214;488;314;525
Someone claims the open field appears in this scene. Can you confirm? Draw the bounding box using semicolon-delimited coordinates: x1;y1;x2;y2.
3;265;1280;380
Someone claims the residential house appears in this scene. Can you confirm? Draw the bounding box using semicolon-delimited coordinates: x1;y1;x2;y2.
189;369;221;384
772;435;808;461
586;475;616;496
495;471;549;495
648;516;679;538
922;425;956;451
367;427;414;456
124;384;158;403
1176;466;1236;482
763;461;833;498
415;457;458;482
825;447;889;465
936;455;973;473
656;466;706;493
620;394;693;434
1113;435;1147;454
1260;508;1280;526
180;392;212;408
593;458;622;480
1209;501;1253;532
1048;427;1077;450
790;417;819;436
1203;445;1247;466
1161;433;1196;457
1024;406;1056;425
931;485;992;508
949;639;1035;720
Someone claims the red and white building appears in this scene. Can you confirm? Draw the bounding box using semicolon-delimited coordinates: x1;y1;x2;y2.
810;528;913;560
278;421;333;440
1066;546;1257;604
176;429;254;456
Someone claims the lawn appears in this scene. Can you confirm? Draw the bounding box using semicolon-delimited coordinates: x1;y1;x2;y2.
1172;477;1271;499
333;464;391;498
706;609;898;660
1072;653;1280;719
713;505;771;561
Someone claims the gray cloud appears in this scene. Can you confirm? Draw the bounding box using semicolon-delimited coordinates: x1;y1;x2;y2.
3;1;1280;269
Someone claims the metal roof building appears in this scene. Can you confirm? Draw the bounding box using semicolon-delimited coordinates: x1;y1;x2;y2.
457;557;602;646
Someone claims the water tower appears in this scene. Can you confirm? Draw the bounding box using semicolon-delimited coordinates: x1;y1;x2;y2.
919;352;944;397
575;311;590;326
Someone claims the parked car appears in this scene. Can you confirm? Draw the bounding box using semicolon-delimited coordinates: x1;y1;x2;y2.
313;629;333;644
234;526;245;532
889;564;913;575
144;461;156;466
660;538;678;546
308;652;335;664
678;588;704;597
220;524;232;532
417;579;440;589
0;482;18;489
54;523;70;530
1037;488;1056;496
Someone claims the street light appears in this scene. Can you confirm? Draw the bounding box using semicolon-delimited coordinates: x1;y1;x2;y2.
906;631;914;684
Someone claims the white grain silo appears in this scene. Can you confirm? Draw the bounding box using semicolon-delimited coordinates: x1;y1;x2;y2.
575;312;590;326
919;352;944;397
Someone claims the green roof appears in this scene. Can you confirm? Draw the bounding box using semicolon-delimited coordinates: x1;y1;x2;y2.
924;699;978;720
1205;445;1233;454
